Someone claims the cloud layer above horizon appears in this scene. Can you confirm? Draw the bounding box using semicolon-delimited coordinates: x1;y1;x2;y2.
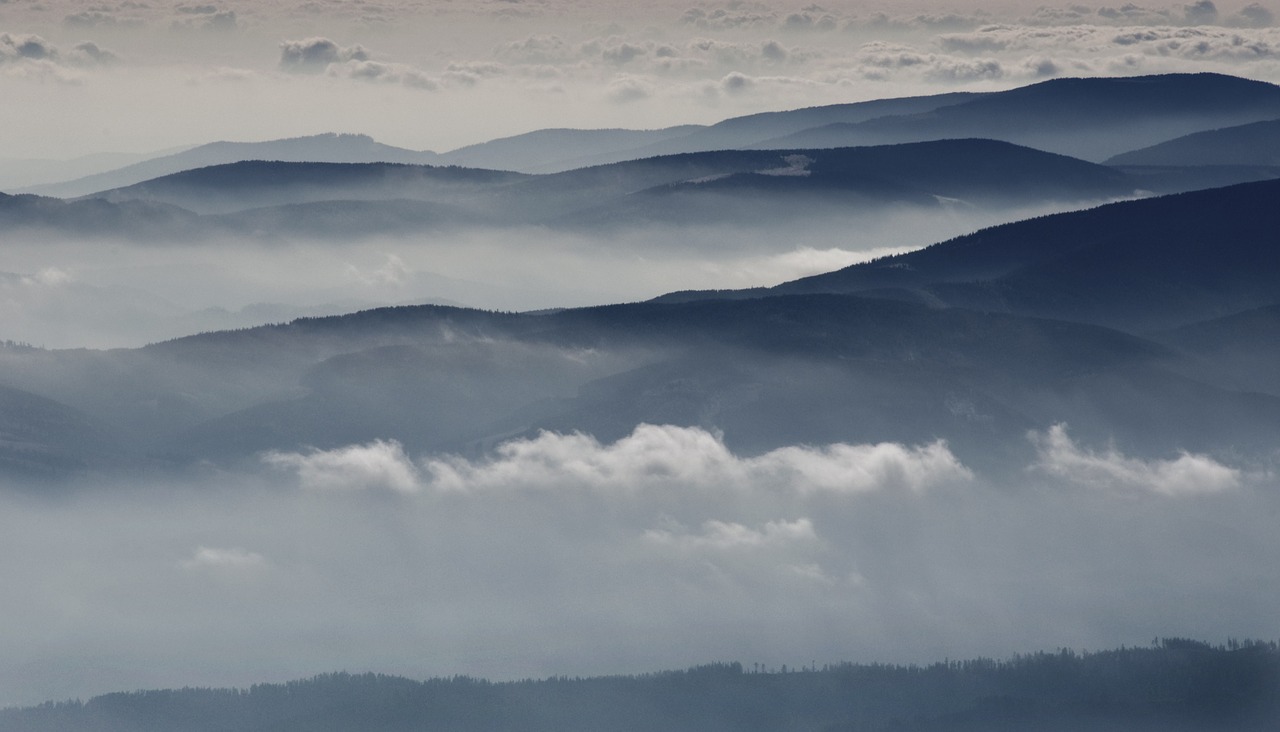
2;1;1280;158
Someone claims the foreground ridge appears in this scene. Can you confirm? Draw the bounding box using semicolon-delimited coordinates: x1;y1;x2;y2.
6;639;1278;732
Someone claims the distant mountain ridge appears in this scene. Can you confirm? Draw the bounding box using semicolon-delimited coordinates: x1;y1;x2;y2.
21;133;442;199
1105;118;1280;166
0;140;1145;236
754;73;1280;161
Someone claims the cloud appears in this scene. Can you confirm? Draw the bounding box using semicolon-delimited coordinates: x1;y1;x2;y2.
171;9;239;33
264;439;421;493
645;518;818;551
68;41;118;66
1231;3;1276;27
326;59;441;90
1184;0;1220;25
680;4;778;30
420;424;970;496
279;37;370;74
182;546;266;571
605;74;654;102
0;33;56;63
495;34;572;63
1030;424;1241;496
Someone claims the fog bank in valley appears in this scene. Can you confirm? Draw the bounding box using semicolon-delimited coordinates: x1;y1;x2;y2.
0;423;1275;707
0;199;1086;348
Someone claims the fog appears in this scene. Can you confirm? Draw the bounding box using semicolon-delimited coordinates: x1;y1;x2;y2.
1;423;1275;707
0;197;1099;348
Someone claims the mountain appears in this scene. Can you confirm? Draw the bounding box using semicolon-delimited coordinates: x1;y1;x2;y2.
0;147;190;192
10;91;985;195
0;191;200;237
86;160;528;216
435;125;706;173
661;178;1280;333
549;139;1136;228
64;140;1136;235
23;133;441;199
1105;118;1280;166
5;280;1279;478
0;375;120;480
439;91;989;173
757;73;1280;162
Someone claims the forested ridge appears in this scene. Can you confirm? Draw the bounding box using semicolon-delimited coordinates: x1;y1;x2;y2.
5;639;1276;732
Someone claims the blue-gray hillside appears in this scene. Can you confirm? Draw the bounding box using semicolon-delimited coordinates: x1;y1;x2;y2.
758;73;1280;162
664;178;1280;333
1105;119;1280;167
22;134;441;199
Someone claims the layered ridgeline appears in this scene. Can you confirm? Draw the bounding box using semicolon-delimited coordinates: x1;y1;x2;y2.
3;178;1280;479
0;140;1137;239
13;72;1280;196
2;640;1277;732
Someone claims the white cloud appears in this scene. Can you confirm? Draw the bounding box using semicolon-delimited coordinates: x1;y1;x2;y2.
645;517;818;551
182;546;266;570
605;74;654;102
264;439;422;493
1030;424;1242;496
421;423;970;496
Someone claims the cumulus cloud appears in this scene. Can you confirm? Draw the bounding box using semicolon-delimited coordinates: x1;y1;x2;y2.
171;9;239;33
605;74;654;102
0;33;56;63
420;424;970;495
264;439;421;493
0;33;118;68
1231;3;1276;27
279;36;370;73
1184;0;1220;25
326;59;441;90
1030;424;1241;496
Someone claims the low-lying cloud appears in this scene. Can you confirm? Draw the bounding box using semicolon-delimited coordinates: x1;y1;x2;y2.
0;418;1275;707
1030;423;1242;495
274;424;973;495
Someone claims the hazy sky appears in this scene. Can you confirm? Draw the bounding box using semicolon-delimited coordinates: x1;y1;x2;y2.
2;1;1279;158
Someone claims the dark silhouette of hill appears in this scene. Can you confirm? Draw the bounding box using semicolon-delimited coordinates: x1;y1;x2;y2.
24;134;441;199
12;291;1252;476
1106;119;1280;166
553;139;1135;228
658;178;1280;332
1;640;1276;732
88;160;527;216
474;91;988;172
65;141;1137;235
0;191;200;238
758;73;1280;162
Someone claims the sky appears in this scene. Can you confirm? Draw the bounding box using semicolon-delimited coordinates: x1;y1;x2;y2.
2;1;1279;159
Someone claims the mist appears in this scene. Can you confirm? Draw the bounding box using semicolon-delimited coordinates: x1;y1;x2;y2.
1;423;1275;707
0;196;1106;348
